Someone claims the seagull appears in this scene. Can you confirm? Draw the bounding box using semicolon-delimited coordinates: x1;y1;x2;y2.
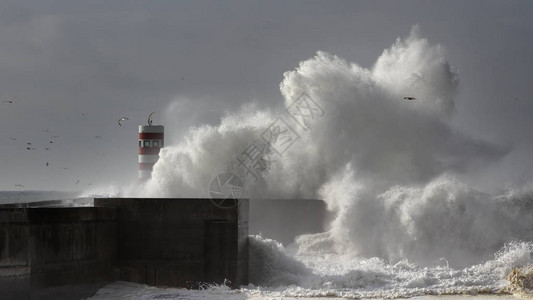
15;184;24;188
2;96;15;103
148;112;156;126
403;97;416;100
118;116;129;126
9;137;16;141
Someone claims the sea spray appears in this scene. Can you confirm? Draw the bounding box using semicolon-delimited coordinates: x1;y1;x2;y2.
248;235;311;286
301;175;533;267
125;26;518;269
137;107;277;198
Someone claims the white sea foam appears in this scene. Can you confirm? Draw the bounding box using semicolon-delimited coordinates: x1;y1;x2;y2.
89;238;533;299
243;236;533;298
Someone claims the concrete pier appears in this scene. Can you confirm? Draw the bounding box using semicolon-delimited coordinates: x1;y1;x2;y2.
0;206;117;299
0;198;248;299
94;198;248;288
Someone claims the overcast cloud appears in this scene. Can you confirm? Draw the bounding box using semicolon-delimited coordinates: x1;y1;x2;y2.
0;0;532;192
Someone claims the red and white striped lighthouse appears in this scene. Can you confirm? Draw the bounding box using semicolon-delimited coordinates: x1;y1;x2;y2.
138;125;164;181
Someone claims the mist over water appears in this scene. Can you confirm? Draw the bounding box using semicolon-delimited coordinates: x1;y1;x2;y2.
118;26;533;279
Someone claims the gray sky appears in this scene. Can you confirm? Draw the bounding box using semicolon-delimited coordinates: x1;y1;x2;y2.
0;0;532;192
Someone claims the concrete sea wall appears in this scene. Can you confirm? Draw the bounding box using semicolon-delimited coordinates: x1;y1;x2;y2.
0;206;117;299
0;198;248;299
94;198;249;288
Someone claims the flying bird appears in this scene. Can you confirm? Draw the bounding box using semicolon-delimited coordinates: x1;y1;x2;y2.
148;111;156;126
118;116;129;126
14;184;24;188
2;96;15;103
403;97;416;100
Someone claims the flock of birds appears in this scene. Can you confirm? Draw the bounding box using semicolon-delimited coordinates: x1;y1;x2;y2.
2;95;157;190
1;93;414;190
3;92;519;191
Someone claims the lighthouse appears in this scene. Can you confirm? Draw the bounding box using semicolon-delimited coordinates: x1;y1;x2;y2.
138;125;164;181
